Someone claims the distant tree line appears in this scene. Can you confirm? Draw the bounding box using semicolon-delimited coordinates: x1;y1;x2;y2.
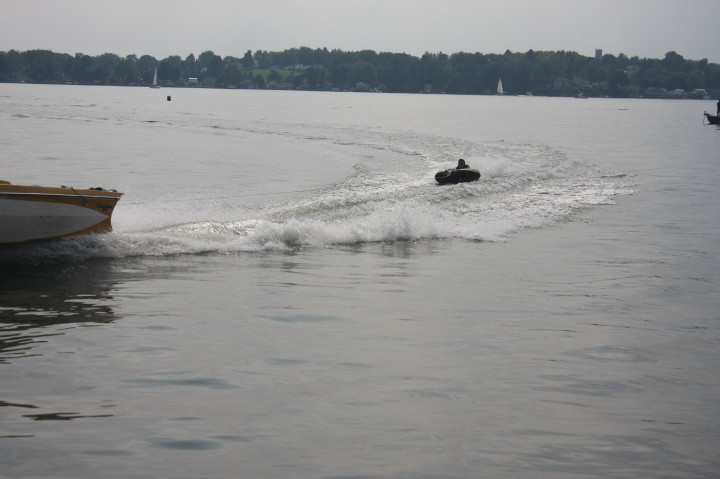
1;47;719;98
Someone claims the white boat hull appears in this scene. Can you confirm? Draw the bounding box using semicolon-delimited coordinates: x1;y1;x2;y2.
0;182;123;243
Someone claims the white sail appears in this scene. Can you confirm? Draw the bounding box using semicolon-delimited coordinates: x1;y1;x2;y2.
150;67;160;88
496;78;504;95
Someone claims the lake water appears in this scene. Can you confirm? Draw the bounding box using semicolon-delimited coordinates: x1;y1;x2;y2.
1;84;719;479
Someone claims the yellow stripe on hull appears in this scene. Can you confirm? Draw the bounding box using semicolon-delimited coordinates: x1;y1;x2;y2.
0;182;123;243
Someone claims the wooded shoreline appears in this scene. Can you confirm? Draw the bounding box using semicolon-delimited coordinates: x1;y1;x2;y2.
2;47;719;98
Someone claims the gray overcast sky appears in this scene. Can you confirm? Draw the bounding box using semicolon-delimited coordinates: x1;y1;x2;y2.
2;0;719;63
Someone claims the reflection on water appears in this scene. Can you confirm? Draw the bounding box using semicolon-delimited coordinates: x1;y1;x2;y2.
0;255;127;444
0;258;118;363
22;412;114;421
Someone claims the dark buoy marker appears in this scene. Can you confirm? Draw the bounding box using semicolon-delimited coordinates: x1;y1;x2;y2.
167;95;171;101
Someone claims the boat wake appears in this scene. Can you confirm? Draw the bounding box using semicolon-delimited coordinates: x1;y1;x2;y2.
0;126;634;264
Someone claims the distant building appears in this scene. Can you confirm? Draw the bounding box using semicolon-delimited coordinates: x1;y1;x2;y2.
667;89;688;98
691;88;711;99
645;87;667;97
187;77;199;87
595;49;603;60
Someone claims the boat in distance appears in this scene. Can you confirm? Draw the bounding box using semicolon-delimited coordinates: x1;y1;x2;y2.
0;180;123;244
704;111;719;125
435;168;481;185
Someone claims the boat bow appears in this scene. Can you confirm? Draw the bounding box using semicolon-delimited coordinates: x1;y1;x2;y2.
0;181;123;243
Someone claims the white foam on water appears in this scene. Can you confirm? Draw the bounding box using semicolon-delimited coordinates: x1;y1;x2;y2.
0;123;634;263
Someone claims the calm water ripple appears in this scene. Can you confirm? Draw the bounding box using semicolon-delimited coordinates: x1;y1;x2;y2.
0;84;718;478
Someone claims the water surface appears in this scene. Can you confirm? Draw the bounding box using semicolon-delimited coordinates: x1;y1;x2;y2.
1;84;719;478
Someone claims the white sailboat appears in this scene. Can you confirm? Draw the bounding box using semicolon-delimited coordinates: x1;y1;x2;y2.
496;78;504;95
150;67;160;88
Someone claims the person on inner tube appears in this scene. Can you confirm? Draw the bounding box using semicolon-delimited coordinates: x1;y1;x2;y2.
456;159;470;169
